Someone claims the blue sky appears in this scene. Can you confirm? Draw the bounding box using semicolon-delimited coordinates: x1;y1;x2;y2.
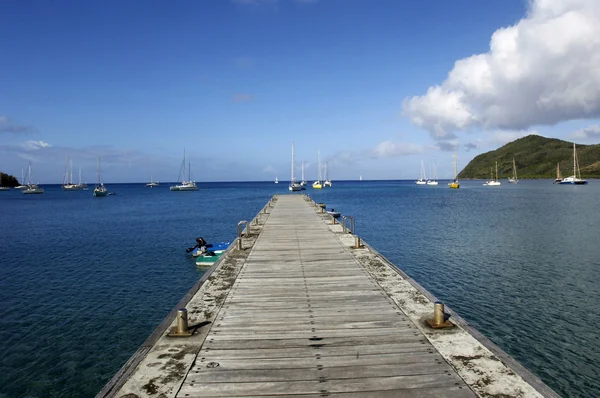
1;0;599;183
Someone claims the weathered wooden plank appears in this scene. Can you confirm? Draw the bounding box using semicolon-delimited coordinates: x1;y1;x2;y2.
193;351;445;370
179;373;469;397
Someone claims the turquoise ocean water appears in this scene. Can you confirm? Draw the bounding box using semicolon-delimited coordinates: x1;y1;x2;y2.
0;180;598;397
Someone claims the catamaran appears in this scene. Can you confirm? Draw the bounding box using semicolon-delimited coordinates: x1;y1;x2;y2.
312;150;323;189
416;160;427;184
426;158;438;185
23;162;44;194
170;149;199;191
508;158;518;183
483;161;501;186
448;152;459;189
560;143;587;185
93;157;108;197
289;141;302;191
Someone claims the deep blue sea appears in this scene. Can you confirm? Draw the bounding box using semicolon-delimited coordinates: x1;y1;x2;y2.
1;180;598;397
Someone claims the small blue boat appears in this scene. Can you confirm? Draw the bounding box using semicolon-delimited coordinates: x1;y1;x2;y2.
192;241;231;257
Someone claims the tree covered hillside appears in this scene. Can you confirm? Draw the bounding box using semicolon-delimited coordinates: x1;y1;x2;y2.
458;135;600;179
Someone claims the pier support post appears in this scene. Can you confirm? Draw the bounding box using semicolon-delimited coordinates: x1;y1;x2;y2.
354;235;362;248
426;302;454;329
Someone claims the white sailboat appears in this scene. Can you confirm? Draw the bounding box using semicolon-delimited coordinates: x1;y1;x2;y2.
62;156;81;190
77;167;88;190
170;149;199;191
274;177;279;184
312;150;323;189
426;158;438;185
483;161;501;186
289;141;302;191
324;161;332;187
416;160;427;184
359;175;363;181
146;172;159;187
15;168;27;190
508;158;518;183
93;157;108;197
300;160;307;189
560;143;587;185
23;162;44;194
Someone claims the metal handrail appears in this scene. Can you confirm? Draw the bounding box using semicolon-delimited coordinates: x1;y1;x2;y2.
341;216;354;234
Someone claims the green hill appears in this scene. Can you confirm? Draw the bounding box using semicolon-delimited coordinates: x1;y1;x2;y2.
458;135;600;179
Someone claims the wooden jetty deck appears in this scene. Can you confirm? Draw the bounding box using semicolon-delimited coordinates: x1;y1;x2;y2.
101;195;559;398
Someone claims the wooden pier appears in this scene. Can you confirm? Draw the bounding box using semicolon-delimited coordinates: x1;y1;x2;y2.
100;195;559;398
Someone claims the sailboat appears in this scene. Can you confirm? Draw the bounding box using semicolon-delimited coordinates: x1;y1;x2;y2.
560;143;587;185
359;175;363;181
289;141;302;191
93;157;108;197
554;163;562;184
508;158;518;183
146;173;159;187
15;168;27;190
312;150;323;189
274;177;279;184
170;149;199;191
324;161;332;187
77;167;88;190
448;152;459;189
300;161;307;189
416;160;427;184
62;156;81;190
483;161;501;186
23;162;44;194
426;158;438;185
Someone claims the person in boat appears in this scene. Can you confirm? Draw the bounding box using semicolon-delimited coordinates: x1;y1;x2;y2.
186;237;208;253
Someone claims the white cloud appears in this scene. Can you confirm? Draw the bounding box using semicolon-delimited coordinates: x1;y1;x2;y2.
571;124;600;140
464;130;535;151
368;141;427;158
23;140;52;150
402;0;600;138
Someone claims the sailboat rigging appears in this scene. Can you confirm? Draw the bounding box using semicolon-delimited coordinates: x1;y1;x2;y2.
508;158;518;183
483;161;501;186
324;161;332;187
448;152;459;189
312;150;323;189
289;141;302;191
23;162;44;194
170;149;199;191
416;160;427;184
93;157;108;197
426;158;438;185
559;143;587;185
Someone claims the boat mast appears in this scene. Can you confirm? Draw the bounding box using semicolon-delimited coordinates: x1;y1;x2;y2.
301;160;305;182
318;150;322;182
291;141;295;183
573;143;576;178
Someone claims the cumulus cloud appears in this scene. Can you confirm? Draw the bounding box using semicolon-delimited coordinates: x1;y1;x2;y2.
571;124;600;140
0;116;34;134
402;0;600;138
